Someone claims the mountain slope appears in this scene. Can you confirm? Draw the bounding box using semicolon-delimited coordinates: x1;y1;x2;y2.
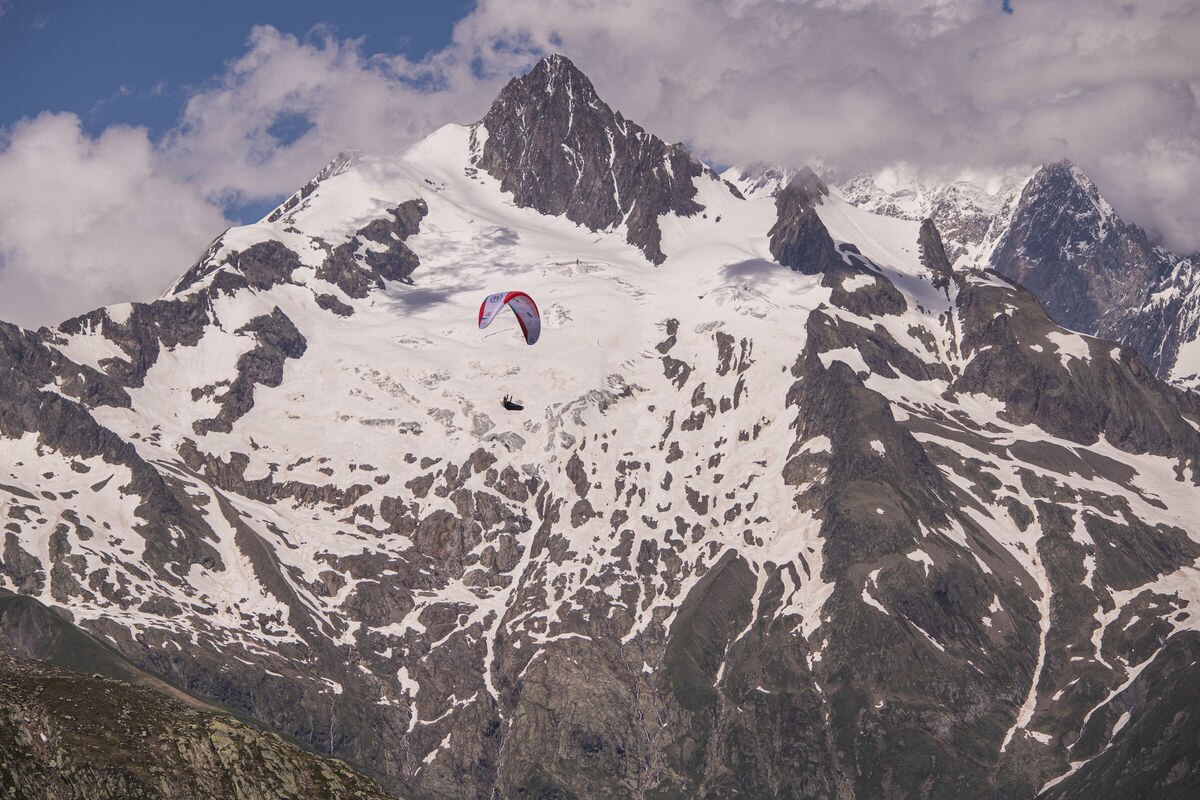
0;650;394;800
1;55;1199;798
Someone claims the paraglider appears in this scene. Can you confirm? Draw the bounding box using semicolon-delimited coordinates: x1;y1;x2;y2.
477;291;541;345
478;291;541;410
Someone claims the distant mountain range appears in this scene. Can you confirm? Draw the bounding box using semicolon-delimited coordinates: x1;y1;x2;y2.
1;54;1198;799
836;161;1200;391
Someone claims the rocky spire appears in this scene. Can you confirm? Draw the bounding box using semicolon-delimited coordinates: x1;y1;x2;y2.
473;54;719;264
767;167;842;275
918;218;954;292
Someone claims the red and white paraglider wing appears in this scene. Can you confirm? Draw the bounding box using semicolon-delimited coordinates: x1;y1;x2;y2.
477;291;541;345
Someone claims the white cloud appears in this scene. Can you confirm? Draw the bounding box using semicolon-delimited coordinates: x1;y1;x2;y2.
0;113;228;327
2;1;1199;326
160;26;500;202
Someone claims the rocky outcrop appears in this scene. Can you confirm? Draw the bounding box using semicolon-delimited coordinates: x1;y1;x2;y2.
317;200;427;298
1039;632;1200;800
474;54;719;264
0;651;394;800
767;169;842;275
55;293;212;390
193;307;307;435
952;266;1200;460
226;241;305;291
918;218;954;292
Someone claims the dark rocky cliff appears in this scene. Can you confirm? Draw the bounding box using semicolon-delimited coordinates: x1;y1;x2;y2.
990;160;1166;345
474;54;727;264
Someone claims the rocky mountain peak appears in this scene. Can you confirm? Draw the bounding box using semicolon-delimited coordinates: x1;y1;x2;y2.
264;150;361;225
776;166;829;208
989;159;1163;339
1024;159;1117;232
482;54;606;130
474;55;728;264
529;53;599;102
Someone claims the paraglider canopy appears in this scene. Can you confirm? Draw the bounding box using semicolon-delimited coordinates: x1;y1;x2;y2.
478;291;541;345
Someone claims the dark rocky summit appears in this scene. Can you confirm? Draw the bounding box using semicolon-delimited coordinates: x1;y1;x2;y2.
990;161;1164;342
474;54;726;264
984;159;1200;388
767;168;843;276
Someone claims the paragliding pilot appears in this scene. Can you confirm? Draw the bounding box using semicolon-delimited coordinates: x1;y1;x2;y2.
479;291;540;413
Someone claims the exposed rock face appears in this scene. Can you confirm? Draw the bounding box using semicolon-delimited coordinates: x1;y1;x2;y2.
474;54;720;264
228;241;306;292
918;218;954;292
0;651;394;800
952;266;1200;456
989;160;1166;342
1038;632;1200;799
767;168;842;275
842;161;1200;393
194;308;307;435
1124;252;1200;388
317;200;427;298
775;317;1035;797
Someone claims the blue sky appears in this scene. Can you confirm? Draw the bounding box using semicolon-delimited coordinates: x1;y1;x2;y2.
0;0;1197;327
0;1;474;138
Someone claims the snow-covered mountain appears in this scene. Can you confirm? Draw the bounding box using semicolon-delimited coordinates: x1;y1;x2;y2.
839;162;1200;393
2;55;1200;798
